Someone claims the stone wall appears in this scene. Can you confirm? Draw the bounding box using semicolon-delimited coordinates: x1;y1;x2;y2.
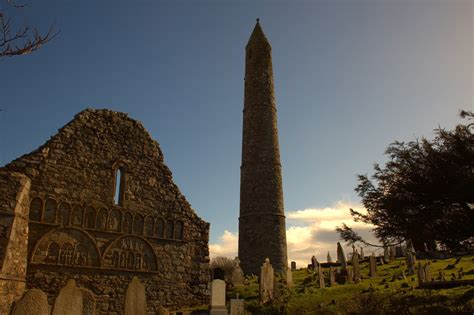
0;171;31;314
2;108;210;313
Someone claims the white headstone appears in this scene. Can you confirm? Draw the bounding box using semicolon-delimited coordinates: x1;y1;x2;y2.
210;279;227;315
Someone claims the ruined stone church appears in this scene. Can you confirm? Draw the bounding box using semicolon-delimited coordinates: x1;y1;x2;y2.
0;109;210;313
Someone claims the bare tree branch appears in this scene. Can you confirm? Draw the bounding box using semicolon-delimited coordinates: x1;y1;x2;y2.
0;0;58;58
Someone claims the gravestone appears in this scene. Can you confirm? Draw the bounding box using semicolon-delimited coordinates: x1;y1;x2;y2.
389;246;396;261
80;288;96;315
125;277;146;315
337;242;347;268
417;262;426;286
406;248;416;275
291;261;296;271
369;253;377;277
327;251;333;263
383;247;389;262
231;257;244;286
329;267;336;286
347;266;353;283
210;279;227;315
424;263;432;282
360;247;364;259
285;267;293;287
259;258;274;304
311;255;318;271
395;246;403;257
352;247;361;283
11;289;49;315
52;279;83;315
230;299;244;315
379;257;384;265
318;266;325;288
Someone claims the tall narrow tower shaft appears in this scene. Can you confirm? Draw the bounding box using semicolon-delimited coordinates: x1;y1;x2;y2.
238;20;288;275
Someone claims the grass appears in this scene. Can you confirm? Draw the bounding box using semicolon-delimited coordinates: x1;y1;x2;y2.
226;255;474;314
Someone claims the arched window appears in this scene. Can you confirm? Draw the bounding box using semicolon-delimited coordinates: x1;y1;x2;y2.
123;212;133;234
166;220;174;239
71;205;83;227
174;221;184;240
144;216;154;237
29;197;43;221
96;208;108;230
43;199;57;223
114;167;125;206
155;218;164;238
108;209;122;232
58;202;71;225
133;214;144;235
85;207;96;229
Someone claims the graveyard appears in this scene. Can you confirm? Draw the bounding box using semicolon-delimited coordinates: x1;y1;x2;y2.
215;254;474;314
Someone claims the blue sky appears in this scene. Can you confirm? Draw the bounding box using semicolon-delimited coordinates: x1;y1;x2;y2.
1;0;472;264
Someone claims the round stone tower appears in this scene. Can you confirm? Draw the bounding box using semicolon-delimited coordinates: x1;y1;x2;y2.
238;20;288;275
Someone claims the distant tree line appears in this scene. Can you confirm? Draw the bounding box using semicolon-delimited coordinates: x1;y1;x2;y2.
337;110;474;252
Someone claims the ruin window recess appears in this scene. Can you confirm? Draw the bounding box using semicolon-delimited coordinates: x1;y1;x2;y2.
144;216;154;237
29;197;43;221
96;208;108;230
166;220;174;239
133;214;144;235
85;207;97;229
174;221;183;240
108;209;122;232
155;218;165;238
43;199;57;223
114;167;125;206
58;202;71;226
123;212;133;234
71;205;83;227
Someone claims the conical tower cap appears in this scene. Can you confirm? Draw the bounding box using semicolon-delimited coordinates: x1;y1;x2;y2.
246;19;271;48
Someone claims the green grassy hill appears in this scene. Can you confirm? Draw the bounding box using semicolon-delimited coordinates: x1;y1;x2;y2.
228;255;474;314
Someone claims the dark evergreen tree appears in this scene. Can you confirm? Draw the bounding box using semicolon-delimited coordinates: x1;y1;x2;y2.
337;111;474;251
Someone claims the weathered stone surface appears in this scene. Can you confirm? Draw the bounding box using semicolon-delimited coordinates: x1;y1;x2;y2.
0;171;31;315
369;254;377;277
125;277;146;315
352;247;361;283
318;266;325;288
424;263;432;282
259;258;274;304
417;262;426;286
11;289;49;315
383;246;389;262
231;257;244;286
285;267;293;287
239;21;288;276
290;261;296;271
360;247;364;259
329;267;336;286
81;287;96;315
1;109;211;311
230;299;244;315
337;242;347;268
52;279;83;315
210;279;226;307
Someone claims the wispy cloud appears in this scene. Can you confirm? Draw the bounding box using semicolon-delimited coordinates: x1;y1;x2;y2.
209;201;381;268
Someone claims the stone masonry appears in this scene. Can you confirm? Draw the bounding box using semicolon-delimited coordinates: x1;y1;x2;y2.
0;171;31;315
238;20;288;275
0;109;210;313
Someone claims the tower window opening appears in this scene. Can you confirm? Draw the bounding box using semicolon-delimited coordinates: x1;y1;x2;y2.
114;168;125;206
